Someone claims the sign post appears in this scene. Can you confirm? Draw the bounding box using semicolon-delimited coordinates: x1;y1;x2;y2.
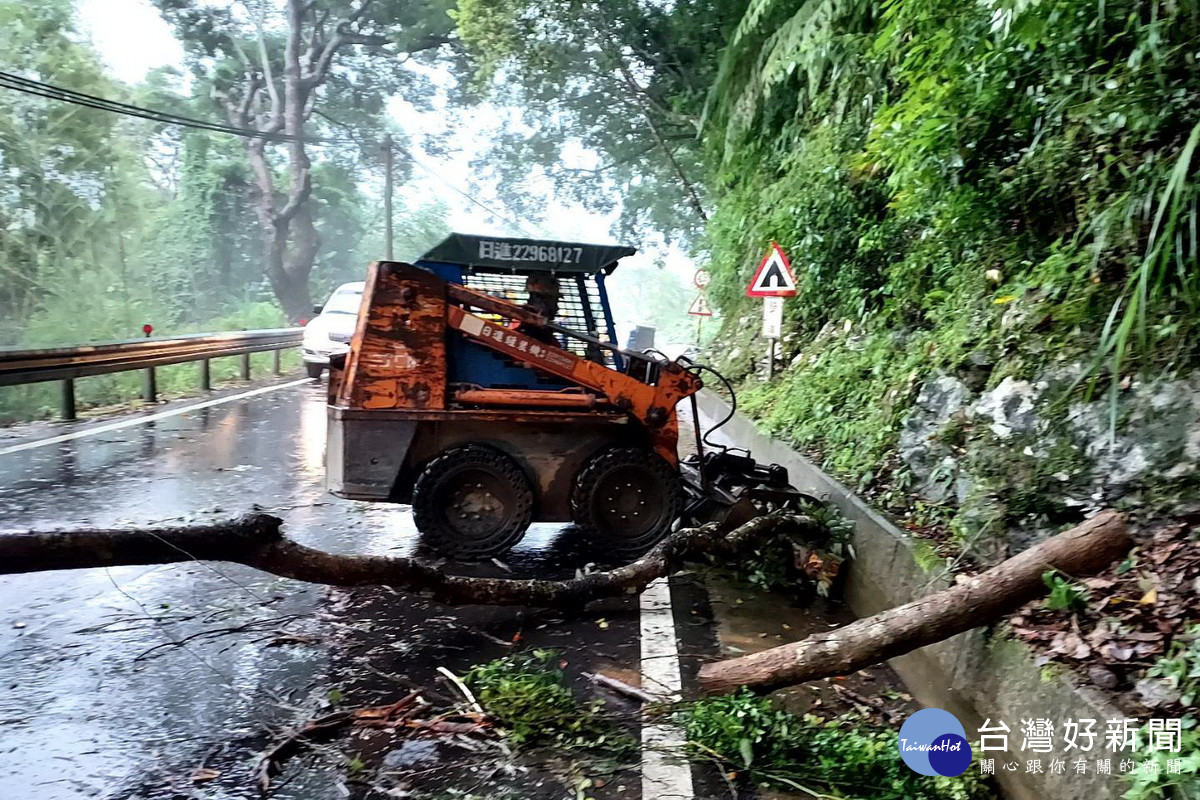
687;289;713;344
745;242;797;378
688;269;714;344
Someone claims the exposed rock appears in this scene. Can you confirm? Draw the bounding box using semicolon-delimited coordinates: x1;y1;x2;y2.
1065;374;1200;490
1134;677;1180;709
897;374;972;502
954;349;995;393
971;377;1040;440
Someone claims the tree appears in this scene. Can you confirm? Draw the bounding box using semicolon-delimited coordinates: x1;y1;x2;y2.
452;0;746;245
151;0;458;320
0;0;159;346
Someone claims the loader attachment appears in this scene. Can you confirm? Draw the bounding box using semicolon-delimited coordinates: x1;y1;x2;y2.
679;448;819;530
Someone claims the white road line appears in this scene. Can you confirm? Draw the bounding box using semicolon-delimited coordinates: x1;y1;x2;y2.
0;378;311;457
640;576;695;799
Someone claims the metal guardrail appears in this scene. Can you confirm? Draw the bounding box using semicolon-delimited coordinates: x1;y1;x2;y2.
0;328;303;420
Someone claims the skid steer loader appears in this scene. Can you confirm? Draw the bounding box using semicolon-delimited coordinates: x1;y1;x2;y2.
325;233;808;559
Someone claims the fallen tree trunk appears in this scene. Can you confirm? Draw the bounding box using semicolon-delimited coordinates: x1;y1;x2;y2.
0;512;811;607
697;510;1130;695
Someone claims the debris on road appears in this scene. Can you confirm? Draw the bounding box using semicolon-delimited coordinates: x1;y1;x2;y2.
699;510;1130;693
0;510;819;607
253;689;493;792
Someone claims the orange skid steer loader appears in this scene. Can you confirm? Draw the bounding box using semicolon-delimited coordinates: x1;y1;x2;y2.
325;234;806;559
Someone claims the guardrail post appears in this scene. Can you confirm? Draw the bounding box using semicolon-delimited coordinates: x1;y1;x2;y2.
60;379;76;421
272;348;282;376
199;358;211;391
240;353;251;381
142;367;157;404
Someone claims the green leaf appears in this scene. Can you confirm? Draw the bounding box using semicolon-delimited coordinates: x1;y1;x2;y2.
739;737;754;768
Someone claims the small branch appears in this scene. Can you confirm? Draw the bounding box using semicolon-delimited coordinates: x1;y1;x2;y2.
584;671;656;705
437;666;483;714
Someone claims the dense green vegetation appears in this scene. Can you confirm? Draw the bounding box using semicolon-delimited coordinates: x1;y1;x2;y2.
703;0;1200;477
455;0;1200;491
679;689;991;798
463;650;635;754
0;0;449;420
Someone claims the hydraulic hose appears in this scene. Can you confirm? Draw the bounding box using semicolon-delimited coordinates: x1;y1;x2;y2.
682;361;738;448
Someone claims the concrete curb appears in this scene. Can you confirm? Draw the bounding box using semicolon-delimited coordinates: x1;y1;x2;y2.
694;391;1125;800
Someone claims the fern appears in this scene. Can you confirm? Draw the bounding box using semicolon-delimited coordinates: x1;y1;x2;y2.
706;0;877;165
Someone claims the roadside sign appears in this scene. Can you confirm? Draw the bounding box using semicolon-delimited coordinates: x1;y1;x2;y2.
693;268;711;289
745;242;798;297
687;294;713;317
762;296;783;338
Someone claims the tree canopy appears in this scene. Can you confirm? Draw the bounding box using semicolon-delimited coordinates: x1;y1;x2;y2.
149;0;457;319
452;0;745;245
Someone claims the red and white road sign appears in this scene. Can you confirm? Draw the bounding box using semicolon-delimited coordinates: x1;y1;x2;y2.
693;268;711;289
745;242;798;298
687;294;713;317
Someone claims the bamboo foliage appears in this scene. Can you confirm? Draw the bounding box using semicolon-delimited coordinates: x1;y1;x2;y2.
706;0;876;167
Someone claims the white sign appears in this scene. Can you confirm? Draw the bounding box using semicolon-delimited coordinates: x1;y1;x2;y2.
687;294;713;317
762;296;783;339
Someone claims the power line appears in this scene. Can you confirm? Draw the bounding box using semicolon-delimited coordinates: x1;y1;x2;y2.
0;69;341;145
0;69;544;237
391;138;544;237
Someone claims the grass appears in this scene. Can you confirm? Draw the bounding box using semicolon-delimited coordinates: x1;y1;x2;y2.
676;690;992;799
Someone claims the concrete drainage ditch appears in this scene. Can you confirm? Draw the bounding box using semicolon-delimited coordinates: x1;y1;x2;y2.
694;391;1124;800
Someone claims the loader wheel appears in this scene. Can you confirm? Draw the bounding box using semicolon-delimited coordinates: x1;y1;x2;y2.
570;447;682;558
412;445;534;559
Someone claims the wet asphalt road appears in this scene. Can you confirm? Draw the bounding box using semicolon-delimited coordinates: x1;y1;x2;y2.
0;378;662;800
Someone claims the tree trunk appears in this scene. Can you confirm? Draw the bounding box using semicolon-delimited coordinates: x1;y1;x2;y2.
696;510;1130;695
0;513;811;608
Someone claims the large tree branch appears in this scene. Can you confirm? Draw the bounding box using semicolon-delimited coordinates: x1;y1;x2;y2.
304;6;332;69
0;514;810;608
697;511;1131;694
274;170;312;226
303;0;386;89
278;0;313;228
223;72;261;129
254;11;282;126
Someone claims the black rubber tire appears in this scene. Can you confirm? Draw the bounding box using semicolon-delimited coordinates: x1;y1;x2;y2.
570;447;682;558
412;444;534;558
305;362;325;379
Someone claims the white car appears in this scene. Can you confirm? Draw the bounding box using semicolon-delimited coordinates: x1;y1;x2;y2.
302;281;364;378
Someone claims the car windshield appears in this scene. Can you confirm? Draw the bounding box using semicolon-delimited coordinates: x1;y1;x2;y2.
324;289;362;315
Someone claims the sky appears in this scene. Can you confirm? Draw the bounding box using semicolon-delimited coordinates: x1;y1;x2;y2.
76;0;184;84
72;0;698;335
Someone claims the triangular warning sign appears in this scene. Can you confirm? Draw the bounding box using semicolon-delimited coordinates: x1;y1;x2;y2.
745;242;798;297
687;294;713;316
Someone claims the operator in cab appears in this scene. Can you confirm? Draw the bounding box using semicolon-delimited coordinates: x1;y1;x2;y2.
516;273;561;347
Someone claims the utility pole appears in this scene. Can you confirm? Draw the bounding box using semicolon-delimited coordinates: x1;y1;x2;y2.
382;135;395;261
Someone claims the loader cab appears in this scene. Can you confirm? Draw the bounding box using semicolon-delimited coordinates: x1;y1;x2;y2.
412;234;632;390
